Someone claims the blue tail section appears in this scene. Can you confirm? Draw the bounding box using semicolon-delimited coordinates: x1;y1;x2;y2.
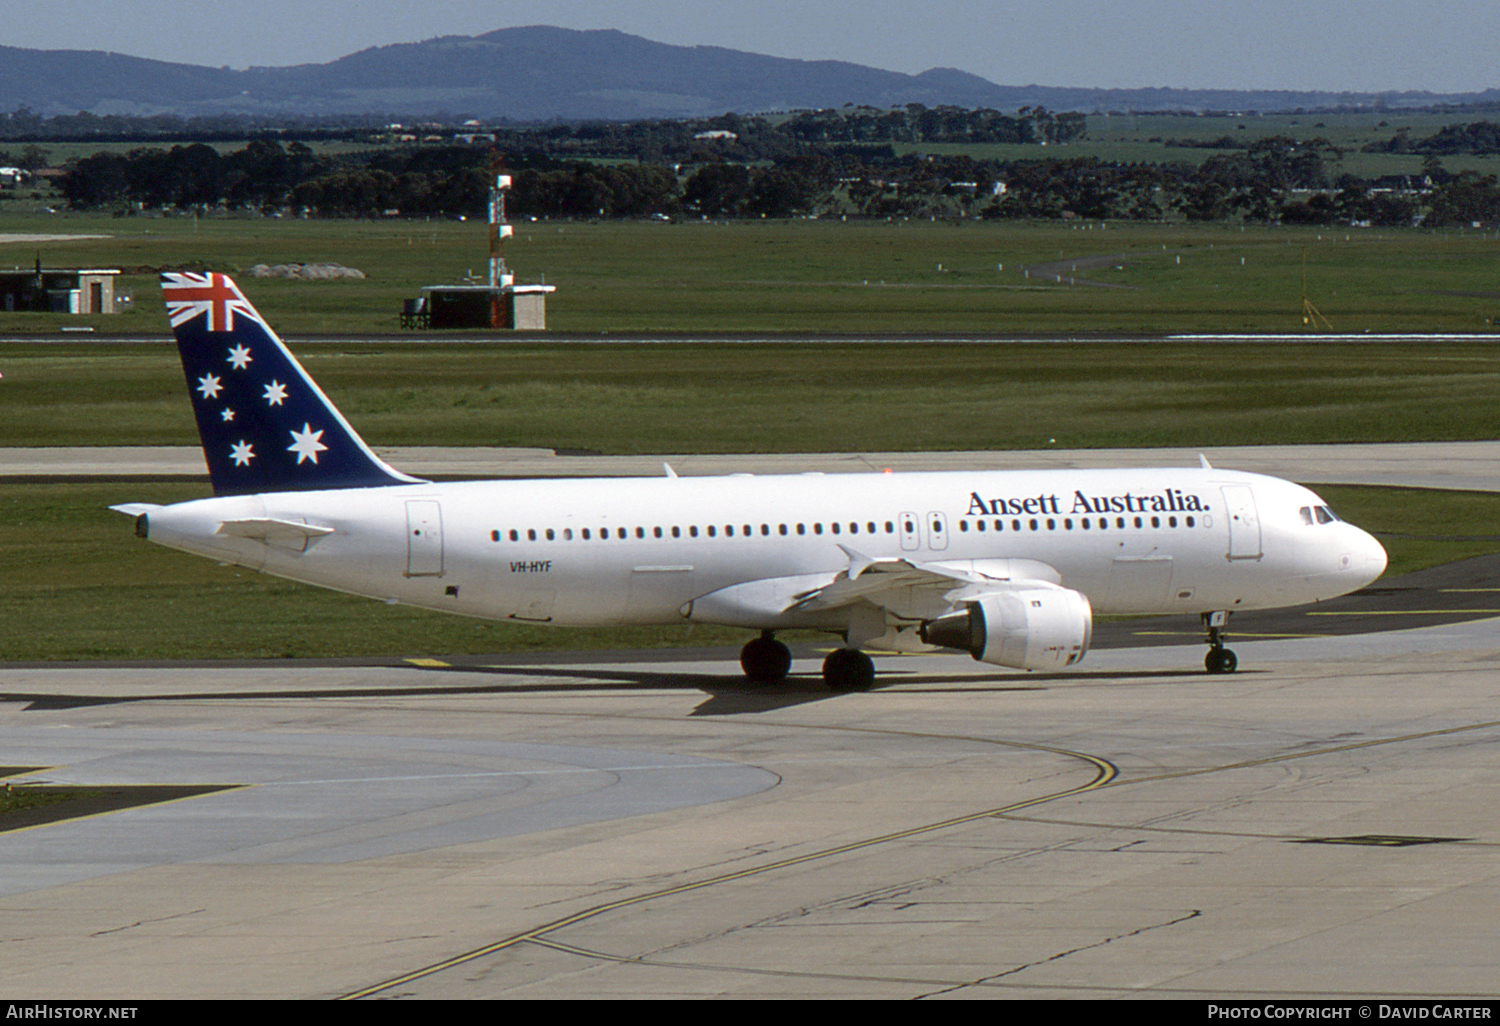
162;272;426;496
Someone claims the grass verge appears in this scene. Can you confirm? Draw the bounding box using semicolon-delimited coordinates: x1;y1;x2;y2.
3;214;1500;335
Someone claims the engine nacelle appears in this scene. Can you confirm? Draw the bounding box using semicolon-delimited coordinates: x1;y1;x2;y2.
919;587;1092;670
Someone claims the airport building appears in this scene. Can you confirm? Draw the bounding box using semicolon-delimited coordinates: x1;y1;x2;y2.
0;266;120;314
403;283;555;329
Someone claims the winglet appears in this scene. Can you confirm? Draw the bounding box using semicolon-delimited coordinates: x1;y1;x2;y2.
837;544;877;579
1199;453;1213;470
162;272;427;496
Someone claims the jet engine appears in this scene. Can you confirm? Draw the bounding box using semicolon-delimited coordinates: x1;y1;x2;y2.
919;588;1092;671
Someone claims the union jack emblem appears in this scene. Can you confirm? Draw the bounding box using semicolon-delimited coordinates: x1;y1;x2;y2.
162;272;263;333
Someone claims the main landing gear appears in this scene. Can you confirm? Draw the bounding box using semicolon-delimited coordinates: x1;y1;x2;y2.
740;630;792;682
821;647;876;692
738;632;877;692
1202;611;1238;674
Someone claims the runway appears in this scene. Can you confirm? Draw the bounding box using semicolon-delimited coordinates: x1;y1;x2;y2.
3;441;1500;999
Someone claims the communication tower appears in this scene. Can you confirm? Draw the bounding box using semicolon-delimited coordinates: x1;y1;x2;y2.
403;155;553;330
489;160;514;289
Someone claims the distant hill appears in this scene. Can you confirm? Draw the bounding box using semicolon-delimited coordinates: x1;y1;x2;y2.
4;26;1498;122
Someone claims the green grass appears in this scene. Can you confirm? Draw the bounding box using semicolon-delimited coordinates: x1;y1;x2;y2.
8;339;1500;452
1015;111;1500;179
4;209;1500;661
4;214;1500;335
0;787;102;817
1314;485;1500;576
0;481;1492;662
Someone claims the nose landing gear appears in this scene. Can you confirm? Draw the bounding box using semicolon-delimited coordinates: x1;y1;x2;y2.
1203;611;1238;673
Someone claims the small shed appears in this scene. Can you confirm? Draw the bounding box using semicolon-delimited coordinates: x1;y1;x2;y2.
0;267;119;314
407;284;555;330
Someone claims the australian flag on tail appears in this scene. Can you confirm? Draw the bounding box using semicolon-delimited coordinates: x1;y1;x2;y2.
162;272;426;497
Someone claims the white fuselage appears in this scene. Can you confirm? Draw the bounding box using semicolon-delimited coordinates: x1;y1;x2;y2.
138;465;1388;638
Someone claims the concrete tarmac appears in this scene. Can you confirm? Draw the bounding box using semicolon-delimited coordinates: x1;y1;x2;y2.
3;442;1500;999
2;623;1499;1000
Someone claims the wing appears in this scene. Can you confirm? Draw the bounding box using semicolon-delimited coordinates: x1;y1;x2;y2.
683;545;1068;644
788;545;1065;620
793;547;1092;669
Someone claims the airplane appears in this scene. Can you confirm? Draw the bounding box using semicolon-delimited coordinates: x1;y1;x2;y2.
113;272;1388;691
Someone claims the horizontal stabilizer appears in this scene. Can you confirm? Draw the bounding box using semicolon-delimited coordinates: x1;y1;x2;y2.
216;518;335;542
109;503;162;517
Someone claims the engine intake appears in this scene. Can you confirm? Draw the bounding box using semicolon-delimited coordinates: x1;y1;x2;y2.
919;588;1092;670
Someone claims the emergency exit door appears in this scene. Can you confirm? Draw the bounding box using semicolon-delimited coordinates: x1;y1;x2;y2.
405;500;444;576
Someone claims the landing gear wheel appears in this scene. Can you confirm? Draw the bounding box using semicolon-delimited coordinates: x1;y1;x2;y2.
1205;647;1238;674
822;648;876;692
1201;611;1238;674
740;632;792;682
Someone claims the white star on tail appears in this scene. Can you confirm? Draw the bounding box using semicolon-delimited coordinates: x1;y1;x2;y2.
227;344;253;370
229;440;255;466
287;423;327;465
221;407;235;422
196;374;223;399
263;380;288;406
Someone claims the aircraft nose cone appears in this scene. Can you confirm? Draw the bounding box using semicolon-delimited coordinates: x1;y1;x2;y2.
1345;527;1387;586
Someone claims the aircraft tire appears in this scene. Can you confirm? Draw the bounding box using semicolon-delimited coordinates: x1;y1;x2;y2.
740;635;792;682
1205;648;1239;674
823;648;876;692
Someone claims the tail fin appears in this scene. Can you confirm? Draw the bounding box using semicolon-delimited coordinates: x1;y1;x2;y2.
162;272;426;496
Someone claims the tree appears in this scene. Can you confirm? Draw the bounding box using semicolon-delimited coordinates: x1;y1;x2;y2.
1426;171;1500;226
683;163;752;216
61;152;131;208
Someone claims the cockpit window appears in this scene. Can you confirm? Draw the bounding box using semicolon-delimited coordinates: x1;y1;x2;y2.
1299;506;1315;526
1301;505;1341;525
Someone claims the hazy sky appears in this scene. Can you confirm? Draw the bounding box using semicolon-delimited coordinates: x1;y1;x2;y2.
1;0;1494;95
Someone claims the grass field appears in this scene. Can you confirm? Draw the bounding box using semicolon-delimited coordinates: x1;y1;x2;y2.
8;340;1500;452
5;211;1500;662
3;213;1500;336
1057;111;1500;180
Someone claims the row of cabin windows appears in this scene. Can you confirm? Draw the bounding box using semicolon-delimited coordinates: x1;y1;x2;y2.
958;514;1200;532
492;521;902;543
490;513;1200;544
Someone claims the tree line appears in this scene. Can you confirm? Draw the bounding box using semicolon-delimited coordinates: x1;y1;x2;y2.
50;114;1500;228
